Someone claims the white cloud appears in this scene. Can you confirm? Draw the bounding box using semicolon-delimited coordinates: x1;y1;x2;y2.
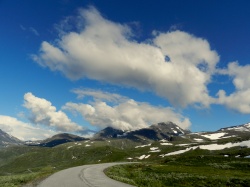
0;115;57;141
72;88;127;103
216;62;250;113
63;89;191;131
33;7;219;107
221;62;250;90
23;92;83;132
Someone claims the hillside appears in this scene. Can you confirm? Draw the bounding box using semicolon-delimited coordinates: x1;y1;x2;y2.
0;129;22;148
93;122;189;141
0;122;250;186
26;133;88;147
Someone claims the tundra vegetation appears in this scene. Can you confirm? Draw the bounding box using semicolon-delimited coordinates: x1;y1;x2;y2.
105;150;250;187
1;123;250;186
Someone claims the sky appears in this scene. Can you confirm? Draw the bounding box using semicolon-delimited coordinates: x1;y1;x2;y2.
1;0;250;140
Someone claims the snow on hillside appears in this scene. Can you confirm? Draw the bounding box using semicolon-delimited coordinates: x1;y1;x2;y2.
193;138;204;142
160;140;250;157
160;142;173;145
135;144;151;148
138;154;150;160
149;147;161;152
201;132;227;140
220;123;250;132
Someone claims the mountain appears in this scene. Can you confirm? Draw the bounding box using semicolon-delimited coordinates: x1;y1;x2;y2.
93;122;189;141
26;133;88;147
0;129;22;148
93;127;124;139
1;121;250;186
219;122;250;132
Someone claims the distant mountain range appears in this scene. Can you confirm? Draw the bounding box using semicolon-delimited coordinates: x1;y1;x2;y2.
94;122;190;141
25;133;88;147
1;121;250;178
1;121;250;148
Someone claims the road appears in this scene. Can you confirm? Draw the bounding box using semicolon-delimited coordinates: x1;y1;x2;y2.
37;162;136;187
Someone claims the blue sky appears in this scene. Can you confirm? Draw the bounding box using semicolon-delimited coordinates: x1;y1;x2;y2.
1;0;250;140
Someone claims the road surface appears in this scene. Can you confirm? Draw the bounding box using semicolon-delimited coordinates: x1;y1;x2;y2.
37;162;136;187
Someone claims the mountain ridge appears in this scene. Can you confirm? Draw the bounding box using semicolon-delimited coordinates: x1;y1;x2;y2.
25;133;88;147
93;122;190;141
0;129;22;148
1;121;250;148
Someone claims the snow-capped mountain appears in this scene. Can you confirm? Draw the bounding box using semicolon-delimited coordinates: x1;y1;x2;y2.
94;127;124;139
93;122;189;141
219;122;250;132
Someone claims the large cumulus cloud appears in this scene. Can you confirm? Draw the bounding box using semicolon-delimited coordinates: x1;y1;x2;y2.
32;6;250;115
24;92;83;132
0;115;57;140
216;62;250;113
33;7;219;108
63;89;191;131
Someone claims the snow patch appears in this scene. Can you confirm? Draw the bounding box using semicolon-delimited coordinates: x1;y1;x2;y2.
176;144;189;146
135;144;151;148
194;138;203;142
198;140;250;150
138;155;146;160
149;147;161;152
176;126;184;134
159;140;250;157
85;144;91;147
145;155;151;159
138;154;151;160
149;150;161;153
225;123;250;131
221;135;237;139
160;147;198;157
201;132;227;140
160;143;173;146
150;147;159;151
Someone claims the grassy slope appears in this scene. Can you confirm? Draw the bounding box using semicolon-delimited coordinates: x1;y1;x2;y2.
106;152;250;187
1;137;250;186
0;139;141;186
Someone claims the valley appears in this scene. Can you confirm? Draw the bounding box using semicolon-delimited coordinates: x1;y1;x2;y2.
0;122;250;186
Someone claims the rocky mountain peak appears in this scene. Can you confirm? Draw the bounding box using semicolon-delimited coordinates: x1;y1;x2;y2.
93;122;188;141
150;122;189;135
93;126;124;139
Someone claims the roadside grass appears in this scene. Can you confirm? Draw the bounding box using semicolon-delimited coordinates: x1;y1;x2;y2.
0;170;54;187
105;155;250;187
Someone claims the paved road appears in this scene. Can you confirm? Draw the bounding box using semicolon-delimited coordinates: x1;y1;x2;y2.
37;162;136;187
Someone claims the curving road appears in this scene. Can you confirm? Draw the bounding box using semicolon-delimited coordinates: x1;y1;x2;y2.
37;162;136;187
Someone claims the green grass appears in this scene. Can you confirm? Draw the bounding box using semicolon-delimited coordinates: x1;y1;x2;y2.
0;170;54;187
105;155;250;187
1;139;250;186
